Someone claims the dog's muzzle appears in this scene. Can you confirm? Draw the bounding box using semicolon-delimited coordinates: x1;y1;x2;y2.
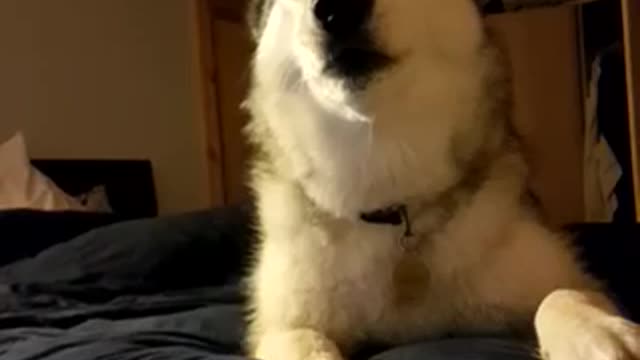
312;0;392;85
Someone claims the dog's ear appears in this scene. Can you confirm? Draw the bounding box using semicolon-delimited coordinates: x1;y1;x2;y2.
247;0;274;43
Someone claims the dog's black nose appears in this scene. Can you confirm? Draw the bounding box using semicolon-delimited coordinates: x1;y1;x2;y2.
313;0;372;38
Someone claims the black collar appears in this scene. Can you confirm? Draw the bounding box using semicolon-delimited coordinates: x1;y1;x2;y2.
359;204;413;237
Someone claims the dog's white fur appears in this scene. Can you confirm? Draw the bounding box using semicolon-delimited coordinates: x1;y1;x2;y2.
244;0;640;359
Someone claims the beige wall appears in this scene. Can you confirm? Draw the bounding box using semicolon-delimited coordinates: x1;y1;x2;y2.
0;0;210;214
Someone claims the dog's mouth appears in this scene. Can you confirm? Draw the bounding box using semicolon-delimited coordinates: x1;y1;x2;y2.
306;0;392;87
323;42;393;86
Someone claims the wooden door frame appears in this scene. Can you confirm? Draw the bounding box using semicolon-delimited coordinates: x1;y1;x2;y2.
189;0;252;206
189;0;226;206
621;0;640;220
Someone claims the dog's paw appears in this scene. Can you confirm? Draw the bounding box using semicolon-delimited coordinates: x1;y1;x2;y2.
540;316;640;360
254;329;345;360
535;290;640;360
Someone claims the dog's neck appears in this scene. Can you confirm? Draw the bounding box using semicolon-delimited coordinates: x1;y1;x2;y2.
357;141;497;240
294;120;462;219
289;105;506;222
249;22;513;221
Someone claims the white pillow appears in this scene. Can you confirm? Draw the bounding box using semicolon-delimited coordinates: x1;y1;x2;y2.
0;132;87;211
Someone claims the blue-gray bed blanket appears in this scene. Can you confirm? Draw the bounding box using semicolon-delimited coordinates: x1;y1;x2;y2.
0;207;251;360
0;205;638;360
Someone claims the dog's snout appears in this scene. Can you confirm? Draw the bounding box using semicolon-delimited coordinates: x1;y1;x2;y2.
313;0;372;38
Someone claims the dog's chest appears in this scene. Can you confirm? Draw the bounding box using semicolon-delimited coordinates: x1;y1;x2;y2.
325;230;460;344
310;223;441;331
391;250;431;308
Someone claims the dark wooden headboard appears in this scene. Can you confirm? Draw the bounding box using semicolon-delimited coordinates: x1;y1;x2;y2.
31;159;158;219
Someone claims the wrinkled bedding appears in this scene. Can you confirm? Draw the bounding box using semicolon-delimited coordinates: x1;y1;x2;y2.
0;286;246;360
0;207;252;360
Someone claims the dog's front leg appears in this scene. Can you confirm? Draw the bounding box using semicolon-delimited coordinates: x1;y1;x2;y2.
535;289;640;359
254;328;344;360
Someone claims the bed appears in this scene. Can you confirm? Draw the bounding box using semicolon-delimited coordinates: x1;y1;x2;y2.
0;202;535;360
0;200;639;360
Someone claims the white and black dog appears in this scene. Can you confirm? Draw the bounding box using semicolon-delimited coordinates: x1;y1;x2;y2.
242;0;640;359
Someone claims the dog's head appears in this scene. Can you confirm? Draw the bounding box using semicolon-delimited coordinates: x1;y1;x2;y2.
247;0;502;126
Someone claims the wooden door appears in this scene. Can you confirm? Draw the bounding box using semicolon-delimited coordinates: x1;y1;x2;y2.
195;0;253;205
